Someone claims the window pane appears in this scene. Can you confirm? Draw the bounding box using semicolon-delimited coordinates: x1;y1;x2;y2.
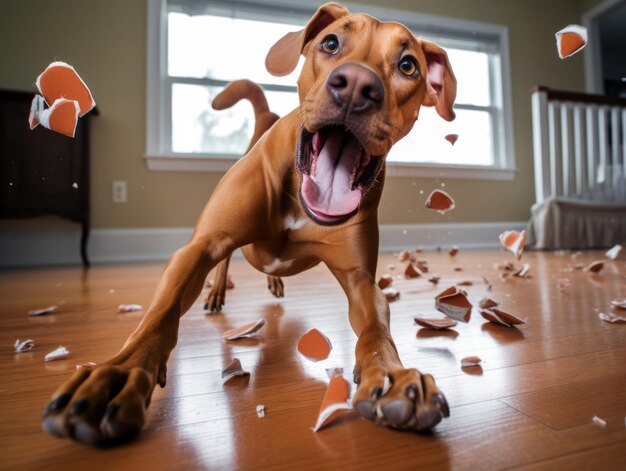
168;13;303;85
388;107;493;166
171;83;298;154
446;49;491;106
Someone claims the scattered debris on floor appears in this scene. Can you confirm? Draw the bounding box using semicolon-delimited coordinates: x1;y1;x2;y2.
598;312;626;324
449;246;459;257
76;362;96;370
378;274;393;289
414;317;457;330
117;304;143;313
435;286;472;323
479;297;500;309
28;305;58;316
611;298;626;309
297;328;332;362
480;308;526;328
499;230;526;260
592;415;607;428
405;262;424;278
605;244;623;260
583;260;604;274
222;358;249;383
312;373;352;432
14;339;35;353
222;319;266;340
256;405;266;418
44;346;70;362
382;287;400;302
461;356;481;367
444;134;458;145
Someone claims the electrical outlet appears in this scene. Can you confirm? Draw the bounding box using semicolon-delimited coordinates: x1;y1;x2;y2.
112;180;127;203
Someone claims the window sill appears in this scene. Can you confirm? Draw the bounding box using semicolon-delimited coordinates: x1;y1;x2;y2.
145;154;516;180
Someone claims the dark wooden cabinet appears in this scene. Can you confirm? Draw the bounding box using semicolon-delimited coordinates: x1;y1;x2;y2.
0;89;96;267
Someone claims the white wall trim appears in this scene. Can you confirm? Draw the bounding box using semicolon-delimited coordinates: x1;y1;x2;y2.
582;0;624;93
0;222;527;268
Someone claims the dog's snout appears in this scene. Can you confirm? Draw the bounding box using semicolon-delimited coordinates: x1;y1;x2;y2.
326;63;384;113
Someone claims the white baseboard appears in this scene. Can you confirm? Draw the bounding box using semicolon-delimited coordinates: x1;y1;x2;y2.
0;221;527;268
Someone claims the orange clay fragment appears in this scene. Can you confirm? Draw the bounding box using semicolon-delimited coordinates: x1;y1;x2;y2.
611;298;626;309
460;356;481;367
598;312;626;323
36;62;95;116
428;275;441;285
479;297;500;309
449;246;459;257
414;317;457;330
222;319;265;341
297;328;332;362
482;276;493;291
480;308;526;327
312;373;352;432
425;189;456;214
416;260;429;273
583;260;604;273
499;230;526;260
378;274;393;289
221;358;250;383
398;250;412;262
555;24;587;59
435;286;472;323
513;263;531;278
457;281;473;287
382;287;400;302
405;262;423;278
445;134;458;145
76;362;97;370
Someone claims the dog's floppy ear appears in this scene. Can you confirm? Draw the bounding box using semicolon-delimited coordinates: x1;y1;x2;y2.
265;2;349;77
420;39;457;122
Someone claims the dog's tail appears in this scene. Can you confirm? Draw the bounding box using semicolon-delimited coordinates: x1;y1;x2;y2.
212;79;280;153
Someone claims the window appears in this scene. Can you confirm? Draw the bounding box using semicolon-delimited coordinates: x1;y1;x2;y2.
146;0;515;180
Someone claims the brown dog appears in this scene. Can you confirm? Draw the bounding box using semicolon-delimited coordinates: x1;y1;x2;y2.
42;2;456;445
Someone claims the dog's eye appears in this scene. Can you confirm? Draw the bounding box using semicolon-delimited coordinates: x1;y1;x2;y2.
321;35;340;54
399;56;418;77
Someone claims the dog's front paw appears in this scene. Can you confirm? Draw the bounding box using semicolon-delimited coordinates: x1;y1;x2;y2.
205;285;226;312
42;362;159;446
353;365;449;432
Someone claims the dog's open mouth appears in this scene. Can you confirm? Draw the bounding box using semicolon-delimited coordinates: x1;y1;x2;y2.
297;126;381;225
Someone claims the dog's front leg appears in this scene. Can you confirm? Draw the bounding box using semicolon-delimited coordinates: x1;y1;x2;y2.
328;264;450;432
41;234;234;444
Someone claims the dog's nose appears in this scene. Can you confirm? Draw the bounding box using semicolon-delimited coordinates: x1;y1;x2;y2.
326;63;384;113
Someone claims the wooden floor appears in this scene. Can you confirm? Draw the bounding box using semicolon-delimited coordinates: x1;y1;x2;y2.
1;248;625;470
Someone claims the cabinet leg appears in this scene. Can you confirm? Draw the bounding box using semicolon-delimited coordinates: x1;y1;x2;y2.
81;221;90;268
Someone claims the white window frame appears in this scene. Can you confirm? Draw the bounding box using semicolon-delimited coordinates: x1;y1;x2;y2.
145;0;516;181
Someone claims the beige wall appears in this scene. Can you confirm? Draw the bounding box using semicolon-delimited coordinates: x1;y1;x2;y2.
0;0;598;230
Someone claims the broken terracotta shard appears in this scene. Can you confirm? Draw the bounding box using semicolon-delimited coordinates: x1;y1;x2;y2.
428;275;441;285
117;304;143;313
480;308;526;327
425;189;456;214
414;317;457;330
513;263;531;278
297;328;332;362
435;286;472;323
76;361;97;370
592;415;608;428
499;230;526;260
28;305;58;316
45;346;70;362
377;274;393;289
478;297;500;309
448;246;459;257
460;356;481;367
222;319;266;341
453;267;463;272
557;278;571;291
221;358;250;383
256;405;266;418
555;24;588;59
416;260;429;273
312;374;352;432
598;312;626;323
444;134;458;145
382;287;400;303
482;276;493;291
457;281;473;287
404;262;423;278
611;298;626;309
325;367;344;379
605;244;623;260
14;339;35;353
398;250;412;262
29;62;95;138
583;260;604;273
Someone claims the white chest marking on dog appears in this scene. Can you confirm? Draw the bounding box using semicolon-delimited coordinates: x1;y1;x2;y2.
263;258;294;274
284;214;307;231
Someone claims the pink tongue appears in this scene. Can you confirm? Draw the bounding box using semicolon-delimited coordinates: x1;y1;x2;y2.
302;129;363;217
